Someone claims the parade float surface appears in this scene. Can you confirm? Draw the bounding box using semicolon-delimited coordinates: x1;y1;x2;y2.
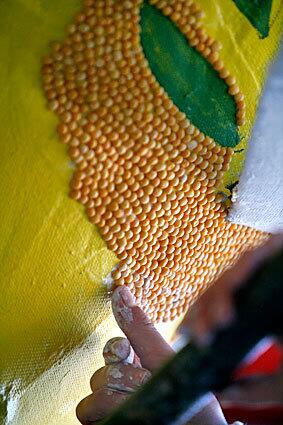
0;0;282;423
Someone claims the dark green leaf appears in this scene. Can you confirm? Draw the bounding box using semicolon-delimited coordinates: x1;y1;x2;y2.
140;1;239;148
232;0;272;38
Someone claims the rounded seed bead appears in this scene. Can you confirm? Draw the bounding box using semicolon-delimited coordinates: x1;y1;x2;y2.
228;84;240;96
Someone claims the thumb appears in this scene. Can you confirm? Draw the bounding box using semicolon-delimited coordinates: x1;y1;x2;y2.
111;286;174;371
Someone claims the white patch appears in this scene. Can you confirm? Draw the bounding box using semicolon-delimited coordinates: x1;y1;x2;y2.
112;288;134;323
108;383;135;394
102;272;114;290
68;161;75;169
231;185;238;203
108;366;123;379
181;174;188;183
102;265;119;291
124;346;135;365
171;393;221;425
161;287;172;296
112;340;128;358
59;400;77;415
187;139;198;150
0;380;22;423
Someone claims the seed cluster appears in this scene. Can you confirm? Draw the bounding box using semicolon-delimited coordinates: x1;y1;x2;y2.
42;0;264;322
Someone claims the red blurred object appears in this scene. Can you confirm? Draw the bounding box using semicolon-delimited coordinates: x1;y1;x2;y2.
222;338;283;425
234;338;283;379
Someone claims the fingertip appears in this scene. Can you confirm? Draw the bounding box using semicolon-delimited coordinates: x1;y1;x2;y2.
103;337;134;365
76;394;95;425
111;286;136;329
112;286;136;308
111;286;174;371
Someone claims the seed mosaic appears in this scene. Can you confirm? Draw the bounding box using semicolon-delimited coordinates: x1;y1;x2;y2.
42;0;266;322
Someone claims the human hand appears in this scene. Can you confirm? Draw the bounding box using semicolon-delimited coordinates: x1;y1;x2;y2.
76;285;174;424
76;286;237;425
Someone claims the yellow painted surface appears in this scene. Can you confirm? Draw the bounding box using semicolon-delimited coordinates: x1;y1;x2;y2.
197;0;283;189
0;1;119;422
0;0;282;424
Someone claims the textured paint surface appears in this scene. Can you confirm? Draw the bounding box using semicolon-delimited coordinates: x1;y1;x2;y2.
141;1;239;147
0;0;118;422
232;0;273;38
0;0;282;424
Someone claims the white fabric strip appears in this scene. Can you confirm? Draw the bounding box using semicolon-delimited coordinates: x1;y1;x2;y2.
228;44;283;233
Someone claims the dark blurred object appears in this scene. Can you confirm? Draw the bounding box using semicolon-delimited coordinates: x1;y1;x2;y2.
102;248;283;425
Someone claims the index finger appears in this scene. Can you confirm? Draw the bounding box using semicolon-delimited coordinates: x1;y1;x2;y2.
111;286;174;371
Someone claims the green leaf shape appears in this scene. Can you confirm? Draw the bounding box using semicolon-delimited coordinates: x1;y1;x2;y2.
140;1;240;148
232;0;272;38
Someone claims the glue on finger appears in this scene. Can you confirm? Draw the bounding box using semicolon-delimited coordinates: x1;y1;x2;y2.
103;337;135;365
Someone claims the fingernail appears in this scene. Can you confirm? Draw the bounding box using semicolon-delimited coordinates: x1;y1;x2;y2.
119;286;136;307
112;286;136;326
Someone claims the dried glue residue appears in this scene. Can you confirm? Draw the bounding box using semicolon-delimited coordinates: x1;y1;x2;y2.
231;185;239;203
102;266;118;291
112;289;134;324
104;336;131;364
108;366;123;380
124;346;135;365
